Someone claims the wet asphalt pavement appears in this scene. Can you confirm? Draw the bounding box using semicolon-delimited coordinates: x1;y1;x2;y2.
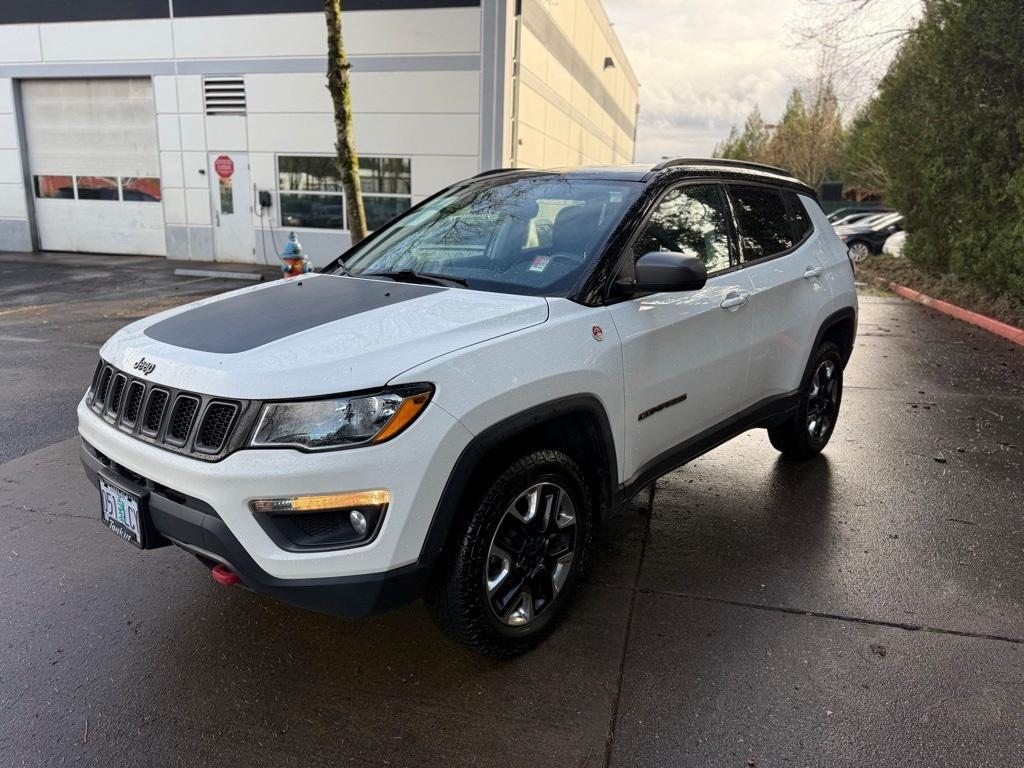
0;252;1022;767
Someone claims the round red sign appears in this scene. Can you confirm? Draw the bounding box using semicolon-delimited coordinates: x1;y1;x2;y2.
214;155;234;179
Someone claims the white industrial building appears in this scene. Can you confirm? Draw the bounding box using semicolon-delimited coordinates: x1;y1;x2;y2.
0;0;638;267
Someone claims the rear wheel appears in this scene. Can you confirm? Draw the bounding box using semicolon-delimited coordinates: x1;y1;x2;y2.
768;340;843;459
847;240;872;263
425;449;592;658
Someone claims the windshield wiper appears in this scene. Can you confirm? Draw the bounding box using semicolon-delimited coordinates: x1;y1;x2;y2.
362;270;468;288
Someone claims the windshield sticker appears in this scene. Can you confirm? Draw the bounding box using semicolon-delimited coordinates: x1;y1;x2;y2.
529;256;552;273
609;191;622;203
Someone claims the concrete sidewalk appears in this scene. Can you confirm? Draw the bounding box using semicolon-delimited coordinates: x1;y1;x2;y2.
1;257;1022;767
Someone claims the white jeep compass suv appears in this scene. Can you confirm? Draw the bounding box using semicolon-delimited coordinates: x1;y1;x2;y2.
79;159;857;657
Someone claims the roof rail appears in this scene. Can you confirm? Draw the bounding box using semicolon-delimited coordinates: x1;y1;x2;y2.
472;167;520;178
648;157;794;178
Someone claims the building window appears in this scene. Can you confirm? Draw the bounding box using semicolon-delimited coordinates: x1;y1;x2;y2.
34;176;74;199
121;177;162;202
359;157;412;230
218;178;234;214
276;155;411;232
278;156;345;230
33;175;161;202
75;176;119;201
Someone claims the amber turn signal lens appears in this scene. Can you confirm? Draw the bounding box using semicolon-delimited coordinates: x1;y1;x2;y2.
250;490;391;514
371;392;431;443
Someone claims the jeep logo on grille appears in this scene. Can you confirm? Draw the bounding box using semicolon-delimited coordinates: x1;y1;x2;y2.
133;357;156;376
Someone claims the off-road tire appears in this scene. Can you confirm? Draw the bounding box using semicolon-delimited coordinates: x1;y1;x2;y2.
425;449;592;659
768;340;844;459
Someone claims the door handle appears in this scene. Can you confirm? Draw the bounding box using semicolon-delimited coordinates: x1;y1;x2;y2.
720;291;750;310
803;266;824;279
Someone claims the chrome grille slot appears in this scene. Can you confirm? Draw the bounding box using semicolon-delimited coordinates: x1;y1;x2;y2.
120;381;146;428
87;360;104;402
142;389;169;436
165;395;200;446
195;402;238;454
94;367;113;410
106;374;127;417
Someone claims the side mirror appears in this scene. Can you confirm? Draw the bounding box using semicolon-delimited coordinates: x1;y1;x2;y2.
629;251;708;293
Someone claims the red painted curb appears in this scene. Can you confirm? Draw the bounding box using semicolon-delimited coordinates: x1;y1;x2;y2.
885;280;1024;347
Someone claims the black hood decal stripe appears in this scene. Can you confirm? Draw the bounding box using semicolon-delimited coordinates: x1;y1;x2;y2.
144;275;444;354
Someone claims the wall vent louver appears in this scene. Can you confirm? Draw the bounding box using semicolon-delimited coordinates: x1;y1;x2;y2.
204;76;246;115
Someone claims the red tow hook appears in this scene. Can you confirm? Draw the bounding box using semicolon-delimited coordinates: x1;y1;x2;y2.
211;564;240;586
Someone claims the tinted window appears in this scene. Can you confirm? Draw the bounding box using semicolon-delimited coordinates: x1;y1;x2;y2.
633;184;731;273
728;185;795;262
783;190;811;241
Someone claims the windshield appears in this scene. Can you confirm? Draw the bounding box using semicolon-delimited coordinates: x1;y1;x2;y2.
334;175;642;296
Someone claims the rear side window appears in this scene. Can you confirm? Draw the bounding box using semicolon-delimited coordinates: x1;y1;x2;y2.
727;185;795;262
783;190;812;242
632;184;732;273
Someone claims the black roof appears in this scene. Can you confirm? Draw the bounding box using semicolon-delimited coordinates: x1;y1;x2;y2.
472;158;815;196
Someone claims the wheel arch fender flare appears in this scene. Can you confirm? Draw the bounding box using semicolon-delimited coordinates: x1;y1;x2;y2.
419;395;619;561
804;307;857;384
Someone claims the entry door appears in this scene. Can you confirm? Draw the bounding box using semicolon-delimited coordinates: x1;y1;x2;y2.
208;152;255;262
606;183;753;480
726;185;832;402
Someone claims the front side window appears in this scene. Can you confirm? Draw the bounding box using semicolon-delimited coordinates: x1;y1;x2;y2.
277;155;412;231
338;175;642;297
632;184;731;273
727;185;795;262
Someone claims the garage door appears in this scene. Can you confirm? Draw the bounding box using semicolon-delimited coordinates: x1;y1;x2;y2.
22;78;166;256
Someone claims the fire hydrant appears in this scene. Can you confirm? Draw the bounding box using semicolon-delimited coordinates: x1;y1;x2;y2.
279;231;313;278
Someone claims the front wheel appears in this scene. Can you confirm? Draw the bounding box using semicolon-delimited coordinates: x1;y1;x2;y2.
768;340;844;459
425;449;592;658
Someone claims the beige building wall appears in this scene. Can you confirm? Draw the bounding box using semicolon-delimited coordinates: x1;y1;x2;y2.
511;0;638;168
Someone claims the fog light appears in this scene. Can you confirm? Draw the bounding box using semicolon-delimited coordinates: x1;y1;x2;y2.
349;510;368;537
249;490;389;551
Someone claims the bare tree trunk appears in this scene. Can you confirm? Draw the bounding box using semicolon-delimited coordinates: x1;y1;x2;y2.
324;0;368;244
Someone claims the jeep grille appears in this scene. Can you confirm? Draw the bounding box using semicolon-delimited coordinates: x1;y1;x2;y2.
86;360;256;461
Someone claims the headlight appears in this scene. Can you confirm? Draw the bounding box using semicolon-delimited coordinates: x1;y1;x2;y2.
250;384;433;451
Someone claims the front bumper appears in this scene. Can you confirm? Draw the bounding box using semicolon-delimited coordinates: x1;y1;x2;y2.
81;441;436;615
77;398;473;583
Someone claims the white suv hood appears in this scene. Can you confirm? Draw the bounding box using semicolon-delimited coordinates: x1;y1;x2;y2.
100;274;548;399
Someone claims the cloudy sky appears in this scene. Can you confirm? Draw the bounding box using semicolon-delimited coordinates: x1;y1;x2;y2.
602;0;921;161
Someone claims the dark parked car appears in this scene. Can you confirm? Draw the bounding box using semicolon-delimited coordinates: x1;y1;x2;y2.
834;212;903;262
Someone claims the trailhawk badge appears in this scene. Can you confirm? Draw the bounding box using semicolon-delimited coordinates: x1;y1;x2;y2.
133;357;156;376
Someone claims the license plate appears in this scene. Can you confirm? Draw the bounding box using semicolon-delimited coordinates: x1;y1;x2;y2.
99;478;144;548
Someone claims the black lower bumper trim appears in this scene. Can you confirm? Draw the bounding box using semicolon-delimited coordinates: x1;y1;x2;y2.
80;440;434;617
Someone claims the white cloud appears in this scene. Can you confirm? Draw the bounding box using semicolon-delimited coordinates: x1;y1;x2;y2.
602;0;919;161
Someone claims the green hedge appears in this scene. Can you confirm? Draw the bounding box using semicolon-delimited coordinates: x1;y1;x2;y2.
871;0;1024;301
